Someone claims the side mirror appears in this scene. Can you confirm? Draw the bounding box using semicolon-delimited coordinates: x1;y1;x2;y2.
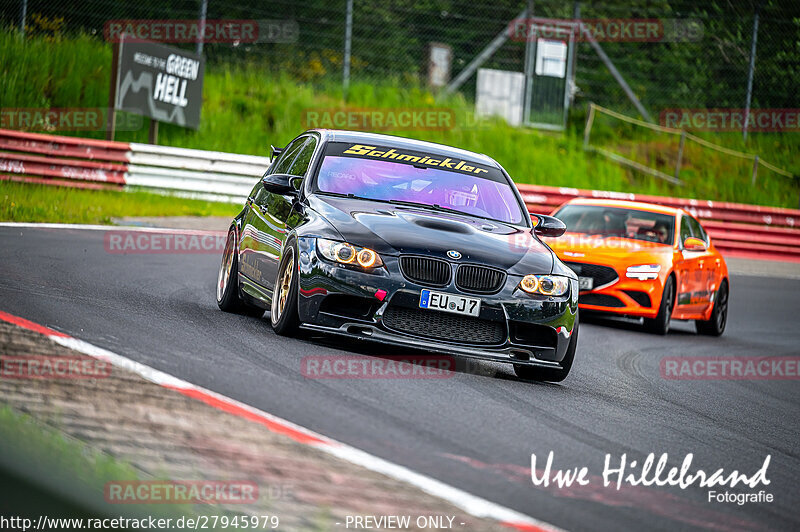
270;145;283;162
261;173;302;196
683;236;707;251
533;214;567;238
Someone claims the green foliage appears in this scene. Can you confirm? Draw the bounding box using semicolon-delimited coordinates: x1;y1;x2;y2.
0;28;797;208
0;405;140;494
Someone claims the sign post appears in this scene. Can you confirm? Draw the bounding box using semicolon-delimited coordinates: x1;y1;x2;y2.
106;38;122;141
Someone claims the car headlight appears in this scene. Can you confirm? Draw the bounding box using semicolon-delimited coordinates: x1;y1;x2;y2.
626;264;661;280
519;275;570;296
317;238;384;269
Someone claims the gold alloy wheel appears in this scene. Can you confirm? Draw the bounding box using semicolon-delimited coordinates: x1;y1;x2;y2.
272;253;294;322
217;233;235;303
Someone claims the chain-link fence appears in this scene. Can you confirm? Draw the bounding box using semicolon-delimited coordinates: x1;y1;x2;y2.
1;0;797;116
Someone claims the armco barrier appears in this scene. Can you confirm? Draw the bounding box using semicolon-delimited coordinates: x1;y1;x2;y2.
125;143;268;202
0;129;130;190
0;128;269;202
1;128;799;263
518;184;800;262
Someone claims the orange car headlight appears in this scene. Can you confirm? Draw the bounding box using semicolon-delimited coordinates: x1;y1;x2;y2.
626;264;661;280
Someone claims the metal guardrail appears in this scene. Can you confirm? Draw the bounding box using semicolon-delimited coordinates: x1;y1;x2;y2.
518;184;800;263
126;143;268;202
1;128;798;262
0;129;269;202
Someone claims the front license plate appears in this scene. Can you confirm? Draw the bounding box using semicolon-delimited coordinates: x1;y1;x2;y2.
419;289;481;317
579;276;594;290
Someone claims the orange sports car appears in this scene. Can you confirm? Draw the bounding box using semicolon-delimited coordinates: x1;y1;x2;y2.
544;198;729;335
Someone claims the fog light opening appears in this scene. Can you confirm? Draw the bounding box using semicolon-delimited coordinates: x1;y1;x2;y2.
510;350;530;361
347;326;374;337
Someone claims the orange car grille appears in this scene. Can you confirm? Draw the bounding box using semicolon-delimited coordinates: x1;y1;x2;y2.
564;261;619;288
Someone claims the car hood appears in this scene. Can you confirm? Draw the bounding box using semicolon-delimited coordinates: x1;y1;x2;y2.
544;232;674;266
307;195;554;274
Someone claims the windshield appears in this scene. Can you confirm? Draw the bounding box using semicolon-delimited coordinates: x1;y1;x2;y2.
315;142;525;224
555;204;676;245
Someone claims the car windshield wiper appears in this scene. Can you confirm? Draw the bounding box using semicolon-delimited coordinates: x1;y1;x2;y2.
386;199;452;213
320;191;374;201
319;192;445;212
324;193;452;214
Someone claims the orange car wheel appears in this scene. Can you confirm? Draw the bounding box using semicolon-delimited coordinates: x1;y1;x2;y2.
643;276;675;335
696;280;728;337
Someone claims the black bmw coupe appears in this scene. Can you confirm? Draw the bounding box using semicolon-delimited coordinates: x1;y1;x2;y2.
217;130;579;381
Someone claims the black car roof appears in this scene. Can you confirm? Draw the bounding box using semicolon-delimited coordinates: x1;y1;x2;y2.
309;129;500;169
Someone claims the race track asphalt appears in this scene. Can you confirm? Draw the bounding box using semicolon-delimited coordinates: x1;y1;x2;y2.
1;226;798;532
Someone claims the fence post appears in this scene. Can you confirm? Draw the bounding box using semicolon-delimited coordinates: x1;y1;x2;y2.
567;2;580;105
675;130;686;181
743;4;760;142
343;0;353;97
196;0;208;55
751;155;759;185
19;0;27;34
583;104;595;149
148;119;159;145
522;0;535;126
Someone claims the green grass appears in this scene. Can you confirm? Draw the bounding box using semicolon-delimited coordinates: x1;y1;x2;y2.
0;405;140;486
1;28;798;208
0;406;236;527
0;405;142;518
0;181;240;224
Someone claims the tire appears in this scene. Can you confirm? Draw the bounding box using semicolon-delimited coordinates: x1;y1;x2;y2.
270;241;301;336
695;280;728;336
643;275;675;335
514;314;579;383
216;229;264;317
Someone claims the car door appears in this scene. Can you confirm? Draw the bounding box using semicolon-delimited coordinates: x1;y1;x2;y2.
251;135;318;291
240;136;308;289
685;215;715;308
674;214;704;313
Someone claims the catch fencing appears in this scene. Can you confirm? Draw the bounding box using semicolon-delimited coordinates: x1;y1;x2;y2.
3;0;795;116
1;127;798;263
584;103;795;189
